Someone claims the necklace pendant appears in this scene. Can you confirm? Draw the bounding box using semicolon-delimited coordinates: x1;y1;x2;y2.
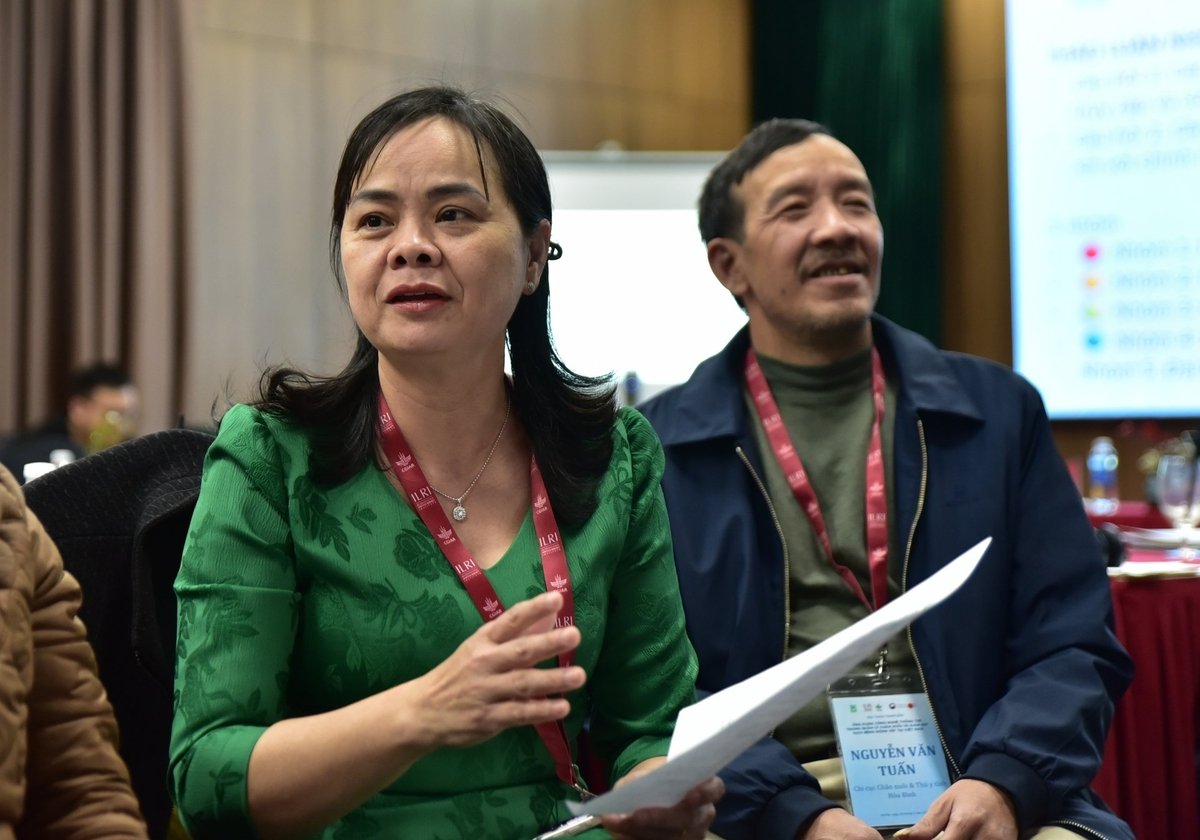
452;504;468;522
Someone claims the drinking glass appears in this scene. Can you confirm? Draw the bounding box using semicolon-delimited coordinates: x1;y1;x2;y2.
1154;454;1200;561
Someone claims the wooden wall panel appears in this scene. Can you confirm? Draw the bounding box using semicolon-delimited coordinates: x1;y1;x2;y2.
183;0;750;425
942;0;1009;362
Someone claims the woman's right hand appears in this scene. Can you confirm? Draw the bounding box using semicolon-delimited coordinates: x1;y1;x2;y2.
244;591;583;838
404;591;585;749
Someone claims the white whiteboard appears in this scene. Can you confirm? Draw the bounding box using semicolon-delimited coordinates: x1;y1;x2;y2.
1007;0;1200;418
542;152;747;401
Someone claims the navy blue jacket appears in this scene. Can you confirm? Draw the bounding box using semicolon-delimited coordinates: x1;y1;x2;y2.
639;317;1133;840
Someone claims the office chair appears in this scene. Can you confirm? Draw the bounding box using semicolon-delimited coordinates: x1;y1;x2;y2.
23;428;214;838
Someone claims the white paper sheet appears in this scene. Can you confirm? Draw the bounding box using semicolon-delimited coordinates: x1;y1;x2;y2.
1121;526;1198;549
568;537;991;817
1108;559;1200;578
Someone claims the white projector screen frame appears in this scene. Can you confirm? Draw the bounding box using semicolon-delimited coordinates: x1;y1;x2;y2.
541;151;747;403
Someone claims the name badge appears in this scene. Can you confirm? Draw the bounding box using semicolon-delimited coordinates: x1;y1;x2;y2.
828;673;951;830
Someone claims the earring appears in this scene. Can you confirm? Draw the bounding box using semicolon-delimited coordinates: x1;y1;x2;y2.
524;281;537;294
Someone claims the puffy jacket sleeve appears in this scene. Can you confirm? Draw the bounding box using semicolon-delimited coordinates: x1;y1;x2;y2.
12;471;148;838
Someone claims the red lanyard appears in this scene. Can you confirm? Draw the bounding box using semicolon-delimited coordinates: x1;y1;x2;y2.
744;348;890;611
376;394;581;790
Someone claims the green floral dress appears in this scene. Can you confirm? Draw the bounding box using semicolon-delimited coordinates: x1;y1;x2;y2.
168;404;697;839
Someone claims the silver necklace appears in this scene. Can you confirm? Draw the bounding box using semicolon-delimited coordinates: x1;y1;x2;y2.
426;397;512;522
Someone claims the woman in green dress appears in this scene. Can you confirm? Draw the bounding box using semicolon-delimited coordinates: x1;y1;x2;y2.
168;86;722;839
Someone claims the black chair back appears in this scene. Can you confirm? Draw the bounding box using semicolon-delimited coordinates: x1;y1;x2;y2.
24;428;213;839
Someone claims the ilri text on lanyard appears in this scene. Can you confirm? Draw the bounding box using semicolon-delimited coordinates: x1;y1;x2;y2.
744;347;890;611
375;393;582;792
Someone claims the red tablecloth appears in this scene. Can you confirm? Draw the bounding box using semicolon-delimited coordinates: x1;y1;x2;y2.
1086;500;1172;531
1092;570;1200;839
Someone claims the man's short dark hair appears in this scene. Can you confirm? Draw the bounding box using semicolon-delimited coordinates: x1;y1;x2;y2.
69;363;132;399
698;118;832;244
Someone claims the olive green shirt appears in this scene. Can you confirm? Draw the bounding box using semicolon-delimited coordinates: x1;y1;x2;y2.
746;348;915;763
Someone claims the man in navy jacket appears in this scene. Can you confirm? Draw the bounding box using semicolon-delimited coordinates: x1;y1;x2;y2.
639;120;1132;840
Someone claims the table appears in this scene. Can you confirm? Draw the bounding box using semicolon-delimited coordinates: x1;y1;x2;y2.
1092;565;1200;840
1086;500;1171;531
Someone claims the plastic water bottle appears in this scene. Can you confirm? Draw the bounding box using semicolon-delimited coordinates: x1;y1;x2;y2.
1085;436;1119;516
48;448;76;467
622;371;641;407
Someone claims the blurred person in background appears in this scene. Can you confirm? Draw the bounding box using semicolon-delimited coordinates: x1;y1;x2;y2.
0;462;148;838
0;362;139;482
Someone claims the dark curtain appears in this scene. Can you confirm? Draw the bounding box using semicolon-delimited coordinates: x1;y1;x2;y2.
0;0;191;435
752;0;944;345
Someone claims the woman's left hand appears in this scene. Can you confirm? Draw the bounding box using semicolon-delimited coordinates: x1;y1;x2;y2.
601;758;724;839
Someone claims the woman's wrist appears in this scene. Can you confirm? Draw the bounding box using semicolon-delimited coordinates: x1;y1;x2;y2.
380;678;441;758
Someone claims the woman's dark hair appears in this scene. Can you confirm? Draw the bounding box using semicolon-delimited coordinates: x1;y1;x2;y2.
254;86;615;525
